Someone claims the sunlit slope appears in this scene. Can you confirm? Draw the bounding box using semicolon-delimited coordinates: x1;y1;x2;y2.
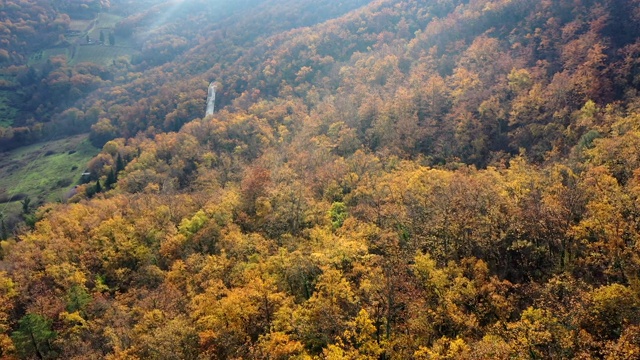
0;135;99;224
84;0;640;166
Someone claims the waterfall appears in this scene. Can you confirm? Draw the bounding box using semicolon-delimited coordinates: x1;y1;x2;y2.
205;82;216;116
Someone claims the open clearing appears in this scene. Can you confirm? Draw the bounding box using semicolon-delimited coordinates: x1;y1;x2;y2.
94;12;123;30
68;19;93;32
87;13;125;42
28;47;69;66
29;12;135;66
72;45;136;65
0;134;99;211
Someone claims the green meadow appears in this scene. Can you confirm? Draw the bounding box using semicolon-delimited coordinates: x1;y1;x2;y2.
0;135;99;212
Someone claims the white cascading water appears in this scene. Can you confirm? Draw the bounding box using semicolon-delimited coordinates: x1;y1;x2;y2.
206;82;216;116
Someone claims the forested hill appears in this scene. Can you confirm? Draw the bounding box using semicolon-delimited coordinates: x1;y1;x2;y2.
2;0;640;358
0;0;370;149
46;0;640;163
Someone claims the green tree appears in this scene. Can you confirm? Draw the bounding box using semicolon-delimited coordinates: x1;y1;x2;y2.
65;285;91;314
99;30;105;44
21;196;31;215
116;153;125;172
108;32;115;46
11;314;57;359
105;169;117;190
329;202;347;229
0;214;7;241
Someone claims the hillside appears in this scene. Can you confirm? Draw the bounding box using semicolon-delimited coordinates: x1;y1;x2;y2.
1;0;640;358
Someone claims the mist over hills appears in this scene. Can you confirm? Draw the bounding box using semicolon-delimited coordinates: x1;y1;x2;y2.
1;0;640;358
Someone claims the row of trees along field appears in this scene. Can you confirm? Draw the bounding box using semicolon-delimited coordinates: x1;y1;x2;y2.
1;0;640;358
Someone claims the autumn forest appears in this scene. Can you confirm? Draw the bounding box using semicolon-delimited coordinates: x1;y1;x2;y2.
1;0;640;358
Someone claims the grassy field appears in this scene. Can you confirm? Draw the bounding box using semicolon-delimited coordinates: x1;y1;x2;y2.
69;19;93;32
88;13;126;42
72;45;136;65
95;12;123;30
28;39;136;66
72;12;137;65
28;12;135;67
0;135;99;213
28;48;69;66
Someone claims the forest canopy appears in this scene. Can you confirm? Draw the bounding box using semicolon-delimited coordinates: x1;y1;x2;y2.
1;0;640;358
